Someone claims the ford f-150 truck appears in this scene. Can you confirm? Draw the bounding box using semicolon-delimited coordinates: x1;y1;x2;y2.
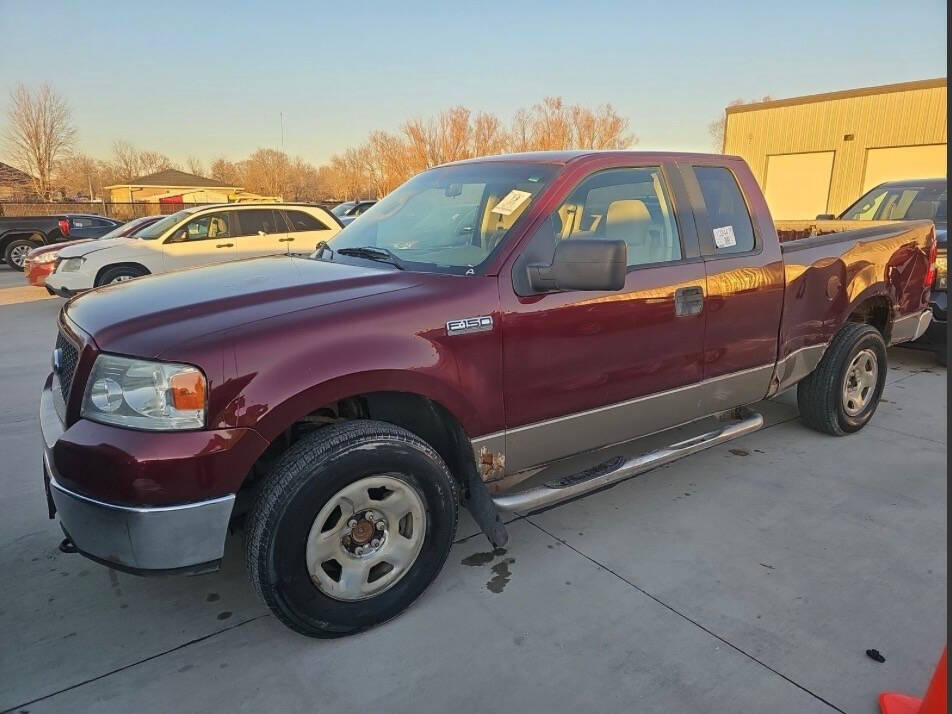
40;152;937;637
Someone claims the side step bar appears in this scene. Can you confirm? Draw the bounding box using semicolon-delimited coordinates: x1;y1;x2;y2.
492;407;764;513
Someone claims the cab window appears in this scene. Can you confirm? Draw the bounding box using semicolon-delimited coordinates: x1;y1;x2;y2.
528;167;682;268
693;166;756;255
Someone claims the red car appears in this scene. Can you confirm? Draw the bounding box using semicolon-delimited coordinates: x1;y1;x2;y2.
24;215;163;288
40;152;936;637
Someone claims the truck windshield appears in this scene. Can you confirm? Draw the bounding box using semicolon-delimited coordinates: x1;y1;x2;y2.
841;184;947;222
135;210;190;240
327;162;557;274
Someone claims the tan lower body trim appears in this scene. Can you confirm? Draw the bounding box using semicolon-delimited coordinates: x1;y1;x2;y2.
473;363;775;477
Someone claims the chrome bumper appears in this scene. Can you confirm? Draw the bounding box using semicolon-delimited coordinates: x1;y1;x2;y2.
890;309;933;345
45;453;234;573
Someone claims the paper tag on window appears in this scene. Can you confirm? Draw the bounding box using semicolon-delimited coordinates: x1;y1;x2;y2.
491;189;532;216
713;225;736;248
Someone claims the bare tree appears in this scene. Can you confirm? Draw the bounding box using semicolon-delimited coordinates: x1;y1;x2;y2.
210;157;243;185
709;96;772;151
109;140;177;181
4;83;76;199
186;156;206;177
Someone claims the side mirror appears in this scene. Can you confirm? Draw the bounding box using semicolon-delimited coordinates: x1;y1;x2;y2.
815;214;836;220
168;228;188;243
527;239;627;293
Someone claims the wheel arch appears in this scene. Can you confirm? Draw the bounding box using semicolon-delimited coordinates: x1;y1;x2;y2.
845;289;893;342
94;262;151;286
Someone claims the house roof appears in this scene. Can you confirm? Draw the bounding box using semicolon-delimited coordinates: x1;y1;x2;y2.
725;77;947;114
105;169;239;189
0;161;35;188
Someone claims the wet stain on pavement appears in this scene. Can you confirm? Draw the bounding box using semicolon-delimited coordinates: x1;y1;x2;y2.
205;593;221;602
487;558;515;593
217;611;232;621
461;547;506;567
729;448;750;456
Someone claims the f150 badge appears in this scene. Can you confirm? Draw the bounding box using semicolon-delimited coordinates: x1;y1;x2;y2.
446;316;493;336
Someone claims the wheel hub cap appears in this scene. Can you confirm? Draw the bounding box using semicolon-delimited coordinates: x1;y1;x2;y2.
305;475;426;601
842;348;878;417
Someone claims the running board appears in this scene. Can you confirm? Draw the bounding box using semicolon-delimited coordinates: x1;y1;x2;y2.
492;407;764;513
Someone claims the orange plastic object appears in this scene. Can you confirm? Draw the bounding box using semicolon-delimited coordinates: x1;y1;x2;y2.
879;648;947;714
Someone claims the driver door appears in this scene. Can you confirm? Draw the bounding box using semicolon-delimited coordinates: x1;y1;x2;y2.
162;211;236;272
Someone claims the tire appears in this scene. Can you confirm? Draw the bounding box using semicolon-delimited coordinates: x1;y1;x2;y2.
246;420;459;638
797;322;887;436
3;238;38;271
95;265;147;287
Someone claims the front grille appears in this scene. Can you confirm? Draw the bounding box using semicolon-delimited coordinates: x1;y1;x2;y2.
55;331;79;404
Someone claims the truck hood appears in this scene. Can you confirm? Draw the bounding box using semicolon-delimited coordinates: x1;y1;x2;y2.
57;236;146;258
64;255;419;357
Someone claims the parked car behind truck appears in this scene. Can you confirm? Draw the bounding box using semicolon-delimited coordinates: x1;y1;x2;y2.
0;214;123;270
24;215;163;289
44;203;342;295
820;178;947;364
41;151;936;638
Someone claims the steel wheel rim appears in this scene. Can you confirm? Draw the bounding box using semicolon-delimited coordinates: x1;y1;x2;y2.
109;274;133;284
9;245;30;268
305;474;427;602
842;348;878;416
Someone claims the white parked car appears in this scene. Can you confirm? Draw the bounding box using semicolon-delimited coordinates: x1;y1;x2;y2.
45;204;342;296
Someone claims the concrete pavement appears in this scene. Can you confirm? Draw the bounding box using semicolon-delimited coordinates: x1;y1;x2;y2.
0;264;945;713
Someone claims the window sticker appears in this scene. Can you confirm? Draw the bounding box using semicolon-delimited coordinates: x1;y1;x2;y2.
492;189;532;216
713;225;737;248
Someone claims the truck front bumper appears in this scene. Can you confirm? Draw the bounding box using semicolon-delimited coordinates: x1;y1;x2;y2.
39;381;262;574
46;453;234;574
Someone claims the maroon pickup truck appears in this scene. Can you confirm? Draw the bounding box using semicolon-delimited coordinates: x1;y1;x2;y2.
40;152;937;637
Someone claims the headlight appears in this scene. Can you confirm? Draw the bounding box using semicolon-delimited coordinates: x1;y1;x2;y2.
81;354;206;430
34;252;59;264
58;257;84;272
935;250;947;290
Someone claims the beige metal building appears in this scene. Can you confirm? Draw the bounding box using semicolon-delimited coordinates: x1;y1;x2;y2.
723;78;947;219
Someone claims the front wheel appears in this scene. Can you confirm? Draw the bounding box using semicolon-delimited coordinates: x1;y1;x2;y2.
797;323;887;436
95;265;147;286
246;420;459;637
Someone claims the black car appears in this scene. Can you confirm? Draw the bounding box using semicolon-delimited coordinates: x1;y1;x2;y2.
835;178;947;364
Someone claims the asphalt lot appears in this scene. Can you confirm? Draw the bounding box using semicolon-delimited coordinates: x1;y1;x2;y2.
0;263;946;713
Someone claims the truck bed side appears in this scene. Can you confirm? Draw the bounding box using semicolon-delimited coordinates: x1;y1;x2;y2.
772;219;934;391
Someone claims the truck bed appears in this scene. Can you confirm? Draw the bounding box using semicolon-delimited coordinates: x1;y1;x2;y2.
774;218;935;370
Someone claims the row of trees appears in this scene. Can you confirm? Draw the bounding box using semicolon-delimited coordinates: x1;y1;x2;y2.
12;83;767;203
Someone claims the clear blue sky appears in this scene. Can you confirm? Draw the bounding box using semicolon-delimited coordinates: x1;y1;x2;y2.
0;0;946;166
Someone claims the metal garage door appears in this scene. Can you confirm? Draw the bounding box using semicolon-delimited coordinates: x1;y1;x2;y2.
764;151;835;220
862;144;947;192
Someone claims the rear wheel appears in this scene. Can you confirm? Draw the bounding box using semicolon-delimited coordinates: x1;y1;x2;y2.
246;420;459;637
797;323;887;435
3;238;38;271
96;265;147;286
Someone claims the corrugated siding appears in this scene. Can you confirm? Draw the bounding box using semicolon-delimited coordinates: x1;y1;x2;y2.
724;84;947;215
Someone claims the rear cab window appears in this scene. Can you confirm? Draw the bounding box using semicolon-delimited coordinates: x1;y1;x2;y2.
693;166;756;255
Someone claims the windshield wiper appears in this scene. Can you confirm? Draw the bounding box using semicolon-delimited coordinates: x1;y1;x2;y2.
336;246;406;270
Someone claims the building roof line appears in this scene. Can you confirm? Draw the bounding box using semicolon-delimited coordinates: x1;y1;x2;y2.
725;77;947;114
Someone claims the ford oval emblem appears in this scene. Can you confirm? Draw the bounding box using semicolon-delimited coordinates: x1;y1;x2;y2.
51;348;62;374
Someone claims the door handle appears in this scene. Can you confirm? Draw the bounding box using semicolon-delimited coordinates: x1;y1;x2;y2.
216;243;234;248
674;285;704;316
278;237;294;242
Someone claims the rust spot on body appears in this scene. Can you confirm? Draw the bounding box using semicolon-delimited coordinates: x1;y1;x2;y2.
475;445;505;481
